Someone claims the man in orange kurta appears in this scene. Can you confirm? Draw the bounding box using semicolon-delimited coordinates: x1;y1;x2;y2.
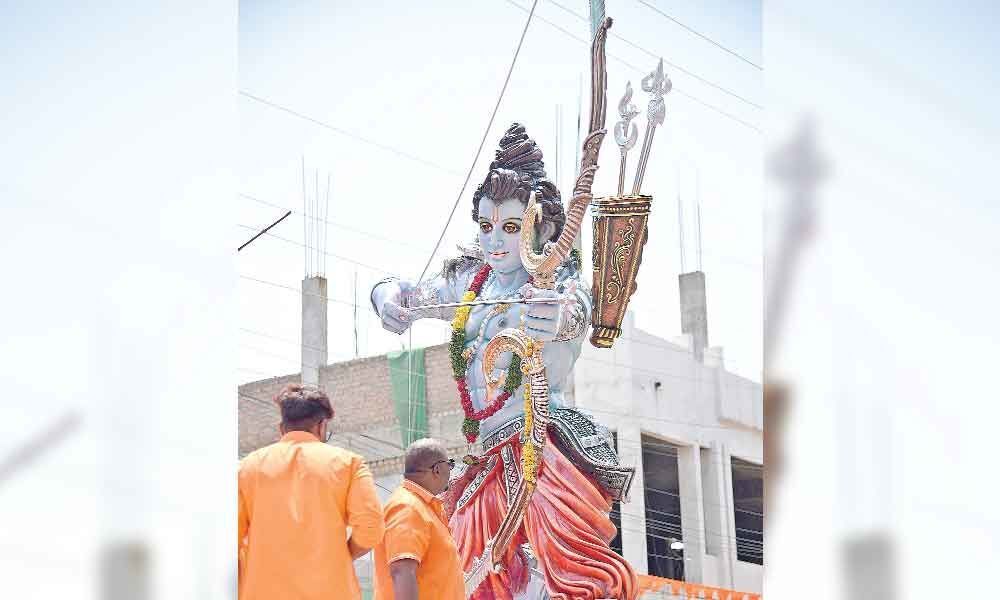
373;438;464;600
238;384;385;600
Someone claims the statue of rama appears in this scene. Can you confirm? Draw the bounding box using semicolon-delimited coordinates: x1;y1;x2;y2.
371;123;638;600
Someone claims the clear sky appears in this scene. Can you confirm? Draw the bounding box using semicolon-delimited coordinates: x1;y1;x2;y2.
237;0;764;382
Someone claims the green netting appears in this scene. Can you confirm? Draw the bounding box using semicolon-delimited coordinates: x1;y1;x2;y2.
387;348;427;447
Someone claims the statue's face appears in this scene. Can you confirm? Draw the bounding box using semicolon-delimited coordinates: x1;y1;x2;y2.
477;196;525;275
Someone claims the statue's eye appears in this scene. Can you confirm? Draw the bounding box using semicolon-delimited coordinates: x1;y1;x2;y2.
479;221;493;233
503;222;520;234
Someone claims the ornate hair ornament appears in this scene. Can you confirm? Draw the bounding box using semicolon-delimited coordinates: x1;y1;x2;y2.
472;123;564;241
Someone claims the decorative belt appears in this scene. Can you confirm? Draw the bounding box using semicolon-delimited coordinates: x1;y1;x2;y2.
480;416;525;454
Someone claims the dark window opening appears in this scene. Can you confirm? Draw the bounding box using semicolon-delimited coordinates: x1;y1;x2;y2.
731;457;763;565
642;434;685;581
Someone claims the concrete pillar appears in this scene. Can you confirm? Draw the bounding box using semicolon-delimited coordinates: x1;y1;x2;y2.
678;271;709;362
616;421;648;573
720;445;738;590
704;442;735;589
301;276;328;386
677;443;705;583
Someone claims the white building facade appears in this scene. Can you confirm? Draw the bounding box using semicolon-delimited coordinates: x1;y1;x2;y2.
574;312;763;594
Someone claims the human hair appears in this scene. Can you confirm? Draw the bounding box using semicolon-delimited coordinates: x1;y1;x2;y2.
273;383;333;431
471;122;565;243
403;438;448;474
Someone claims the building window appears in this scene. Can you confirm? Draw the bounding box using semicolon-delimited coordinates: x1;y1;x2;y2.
609;431;622;556
642;434;685;581
731;457;763;564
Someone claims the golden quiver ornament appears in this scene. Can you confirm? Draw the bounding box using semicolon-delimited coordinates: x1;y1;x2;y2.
589;193;652;347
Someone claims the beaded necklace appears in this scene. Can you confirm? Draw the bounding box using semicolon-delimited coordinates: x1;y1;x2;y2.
451;264;527;443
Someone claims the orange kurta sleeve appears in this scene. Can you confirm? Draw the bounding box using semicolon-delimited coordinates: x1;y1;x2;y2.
382;501;430;564
345;457;385;550
237;464;251;586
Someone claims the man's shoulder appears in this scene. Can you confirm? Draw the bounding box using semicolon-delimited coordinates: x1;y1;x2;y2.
312;442;363;460
385;484;433;515
384;490;421;521
239;441;363;468
238;444;270;470
306;443;367;471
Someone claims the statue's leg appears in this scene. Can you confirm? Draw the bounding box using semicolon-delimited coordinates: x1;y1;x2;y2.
449;447;530;600
522;437;639;600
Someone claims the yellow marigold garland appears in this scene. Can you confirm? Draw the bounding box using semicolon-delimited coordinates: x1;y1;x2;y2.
453;291;476;331
521;380;537;484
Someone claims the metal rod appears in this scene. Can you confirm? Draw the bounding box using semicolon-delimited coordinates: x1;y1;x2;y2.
302;156;307;275
618;151;628;196
238;210;293;252
631;129;656;195
325;172;331;274
314;169;319;275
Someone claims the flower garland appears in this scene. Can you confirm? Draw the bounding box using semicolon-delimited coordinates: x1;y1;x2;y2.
451;263;525;442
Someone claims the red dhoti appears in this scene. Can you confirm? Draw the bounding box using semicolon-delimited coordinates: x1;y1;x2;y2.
448;433;638;600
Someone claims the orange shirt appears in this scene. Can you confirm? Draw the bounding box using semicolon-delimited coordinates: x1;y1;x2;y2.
373;480;464;600
238;431;384;600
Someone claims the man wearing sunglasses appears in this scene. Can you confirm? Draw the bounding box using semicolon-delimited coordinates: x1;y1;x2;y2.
238;384;384;600
373;438;463;600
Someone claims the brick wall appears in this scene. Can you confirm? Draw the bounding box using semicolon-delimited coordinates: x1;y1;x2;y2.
238;344;470;470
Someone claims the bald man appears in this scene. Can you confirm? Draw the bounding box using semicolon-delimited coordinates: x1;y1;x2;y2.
373;438;464;600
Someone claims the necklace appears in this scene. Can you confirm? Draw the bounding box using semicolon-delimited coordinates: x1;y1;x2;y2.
462;272;520;362
450;264;527;443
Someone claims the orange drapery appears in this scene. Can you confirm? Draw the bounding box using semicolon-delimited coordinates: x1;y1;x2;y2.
637;574;760;600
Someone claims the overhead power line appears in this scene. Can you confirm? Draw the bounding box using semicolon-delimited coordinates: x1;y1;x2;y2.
544;0;762;109
238;209;292;252
501;0;761;133
635;0;762;70
239;90;463;176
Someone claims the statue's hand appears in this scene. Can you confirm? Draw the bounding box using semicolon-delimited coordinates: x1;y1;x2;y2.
440;455;485;519
380;301;413;335
518;284;562;342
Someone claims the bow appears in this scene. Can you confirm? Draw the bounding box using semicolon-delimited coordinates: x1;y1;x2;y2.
464;9;613;598
520;14;613;290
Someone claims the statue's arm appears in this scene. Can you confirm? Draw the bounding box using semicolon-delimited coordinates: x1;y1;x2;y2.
538;278;591;388
370;271;467;334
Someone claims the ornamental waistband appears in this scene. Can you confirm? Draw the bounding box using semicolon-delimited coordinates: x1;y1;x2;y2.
481;416;526;454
